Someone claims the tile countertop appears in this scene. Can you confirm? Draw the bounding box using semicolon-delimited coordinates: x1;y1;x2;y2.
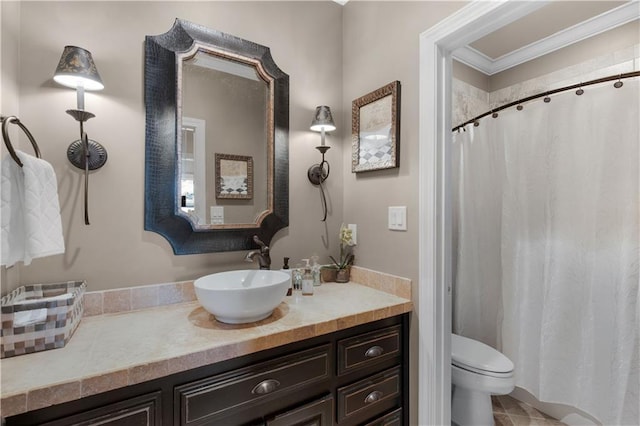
0;282;412;418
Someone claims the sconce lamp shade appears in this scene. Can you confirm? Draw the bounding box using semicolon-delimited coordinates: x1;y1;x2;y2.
53;46;104;91
310;106;336;132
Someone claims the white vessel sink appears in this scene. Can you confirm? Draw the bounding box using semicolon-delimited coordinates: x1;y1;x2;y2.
194;270;290;324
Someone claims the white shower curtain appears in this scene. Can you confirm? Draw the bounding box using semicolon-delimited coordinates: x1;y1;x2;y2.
452;119;505;348
453;79;639;425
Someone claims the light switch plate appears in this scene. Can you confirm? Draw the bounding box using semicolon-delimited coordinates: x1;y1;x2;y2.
388;206;407;231
348;224;357;245
210;206;224;225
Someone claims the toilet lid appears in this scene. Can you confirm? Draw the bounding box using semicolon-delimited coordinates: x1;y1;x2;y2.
451;334;514;374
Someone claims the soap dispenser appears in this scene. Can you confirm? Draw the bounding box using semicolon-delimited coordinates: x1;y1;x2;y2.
281;257;292;296
311;256;321;286
301;259;314;295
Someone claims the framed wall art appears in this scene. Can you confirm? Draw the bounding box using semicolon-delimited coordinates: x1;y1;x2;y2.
215;153;253;199
351;80;401;173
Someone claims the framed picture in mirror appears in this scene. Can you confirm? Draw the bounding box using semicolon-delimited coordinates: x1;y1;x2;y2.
215;153;253;199
351;80;401;173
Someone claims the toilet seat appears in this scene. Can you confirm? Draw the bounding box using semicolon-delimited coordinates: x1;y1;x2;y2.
453;361;514;378
452;334;514;378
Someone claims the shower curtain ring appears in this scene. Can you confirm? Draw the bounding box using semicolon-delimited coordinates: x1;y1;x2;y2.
614;75;623;88
492;110;498;118
516;104;523;111
544;93;551;103
576;85;584;96
473;120;480;127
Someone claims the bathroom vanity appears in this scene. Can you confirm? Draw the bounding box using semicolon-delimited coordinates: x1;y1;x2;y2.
1;282;412;425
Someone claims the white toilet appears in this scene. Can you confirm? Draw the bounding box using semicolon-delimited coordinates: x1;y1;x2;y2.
451;334;515;426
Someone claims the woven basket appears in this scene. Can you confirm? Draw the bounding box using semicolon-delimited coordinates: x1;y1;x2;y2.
1;281;85;358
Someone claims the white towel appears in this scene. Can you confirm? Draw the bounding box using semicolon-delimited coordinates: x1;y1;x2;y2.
1;150;65;267
13;293;73;305
13;308;48;327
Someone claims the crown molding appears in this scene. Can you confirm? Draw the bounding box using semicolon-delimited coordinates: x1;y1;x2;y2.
453;2;640;75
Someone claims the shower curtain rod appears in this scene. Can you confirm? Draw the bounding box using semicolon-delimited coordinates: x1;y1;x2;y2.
452;70;640;132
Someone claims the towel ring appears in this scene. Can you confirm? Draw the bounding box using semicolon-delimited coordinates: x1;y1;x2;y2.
1;116;42;167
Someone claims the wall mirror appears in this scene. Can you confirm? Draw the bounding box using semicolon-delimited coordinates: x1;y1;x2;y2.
145;19;289;254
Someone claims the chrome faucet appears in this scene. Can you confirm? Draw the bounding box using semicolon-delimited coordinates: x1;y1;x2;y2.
244;235;271;270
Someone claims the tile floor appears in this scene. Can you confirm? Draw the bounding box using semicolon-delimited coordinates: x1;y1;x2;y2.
493;395;567;426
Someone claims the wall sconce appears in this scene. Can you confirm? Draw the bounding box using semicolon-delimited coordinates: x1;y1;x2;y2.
53;46;107;225
308;105;336;221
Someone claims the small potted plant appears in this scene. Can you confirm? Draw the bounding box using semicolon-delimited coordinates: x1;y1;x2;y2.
328;224;355;283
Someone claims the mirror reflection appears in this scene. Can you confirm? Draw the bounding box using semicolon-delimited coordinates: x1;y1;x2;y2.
179;51;270;228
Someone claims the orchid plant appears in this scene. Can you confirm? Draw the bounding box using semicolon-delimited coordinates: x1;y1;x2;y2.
329;224;355;270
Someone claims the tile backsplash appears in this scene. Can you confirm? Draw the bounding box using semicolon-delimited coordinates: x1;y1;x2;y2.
82;267;412;317
83;281;197;317
350;266;412;300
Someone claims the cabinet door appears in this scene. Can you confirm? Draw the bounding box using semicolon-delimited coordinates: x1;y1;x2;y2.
266;395;333;426
363;408;402;426
175;345;330;425
41;391;161;426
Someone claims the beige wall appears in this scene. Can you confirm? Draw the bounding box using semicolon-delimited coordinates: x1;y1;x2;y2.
453;60;490;92
2;1;344;293
342;1;463;286
1;1;22;291
342;2;466;424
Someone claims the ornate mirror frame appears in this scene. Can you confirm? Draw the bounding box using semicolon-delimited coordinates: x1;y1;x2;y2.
144;19;289;254
351;81;400;173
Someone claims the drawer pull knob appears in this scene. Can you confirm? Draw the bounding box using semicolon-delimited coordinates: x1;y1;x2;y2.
364;390;384;404
251;379;280;395
365;345;384;358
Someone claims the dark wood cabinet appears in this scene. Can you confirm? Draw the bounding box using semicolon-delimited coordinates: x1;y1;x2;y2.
337;325;401;376
40;392;162;426
5;314;409;426
266;395;334;426
362;408;403;426
175;345;331;425
336;367;401;425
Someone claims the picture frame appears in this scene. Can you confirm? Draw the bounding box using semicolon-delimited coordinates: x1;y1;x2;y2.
351;80;401;173
215;153;253;199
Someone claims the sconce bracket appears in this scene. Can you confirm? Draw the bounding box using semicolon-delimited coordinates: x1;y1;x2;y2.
307;164;327;185
66;109;95;123
308;145;331;185
315;145;330;155
67;139;108;170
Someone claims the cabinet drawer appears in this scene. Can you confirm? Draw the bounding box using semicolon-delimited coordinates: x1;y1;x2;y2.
337;325;400;376
336;367;400;423
266;394;333;426
175;344;330;425
363;408;403;426
41;391;162;426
